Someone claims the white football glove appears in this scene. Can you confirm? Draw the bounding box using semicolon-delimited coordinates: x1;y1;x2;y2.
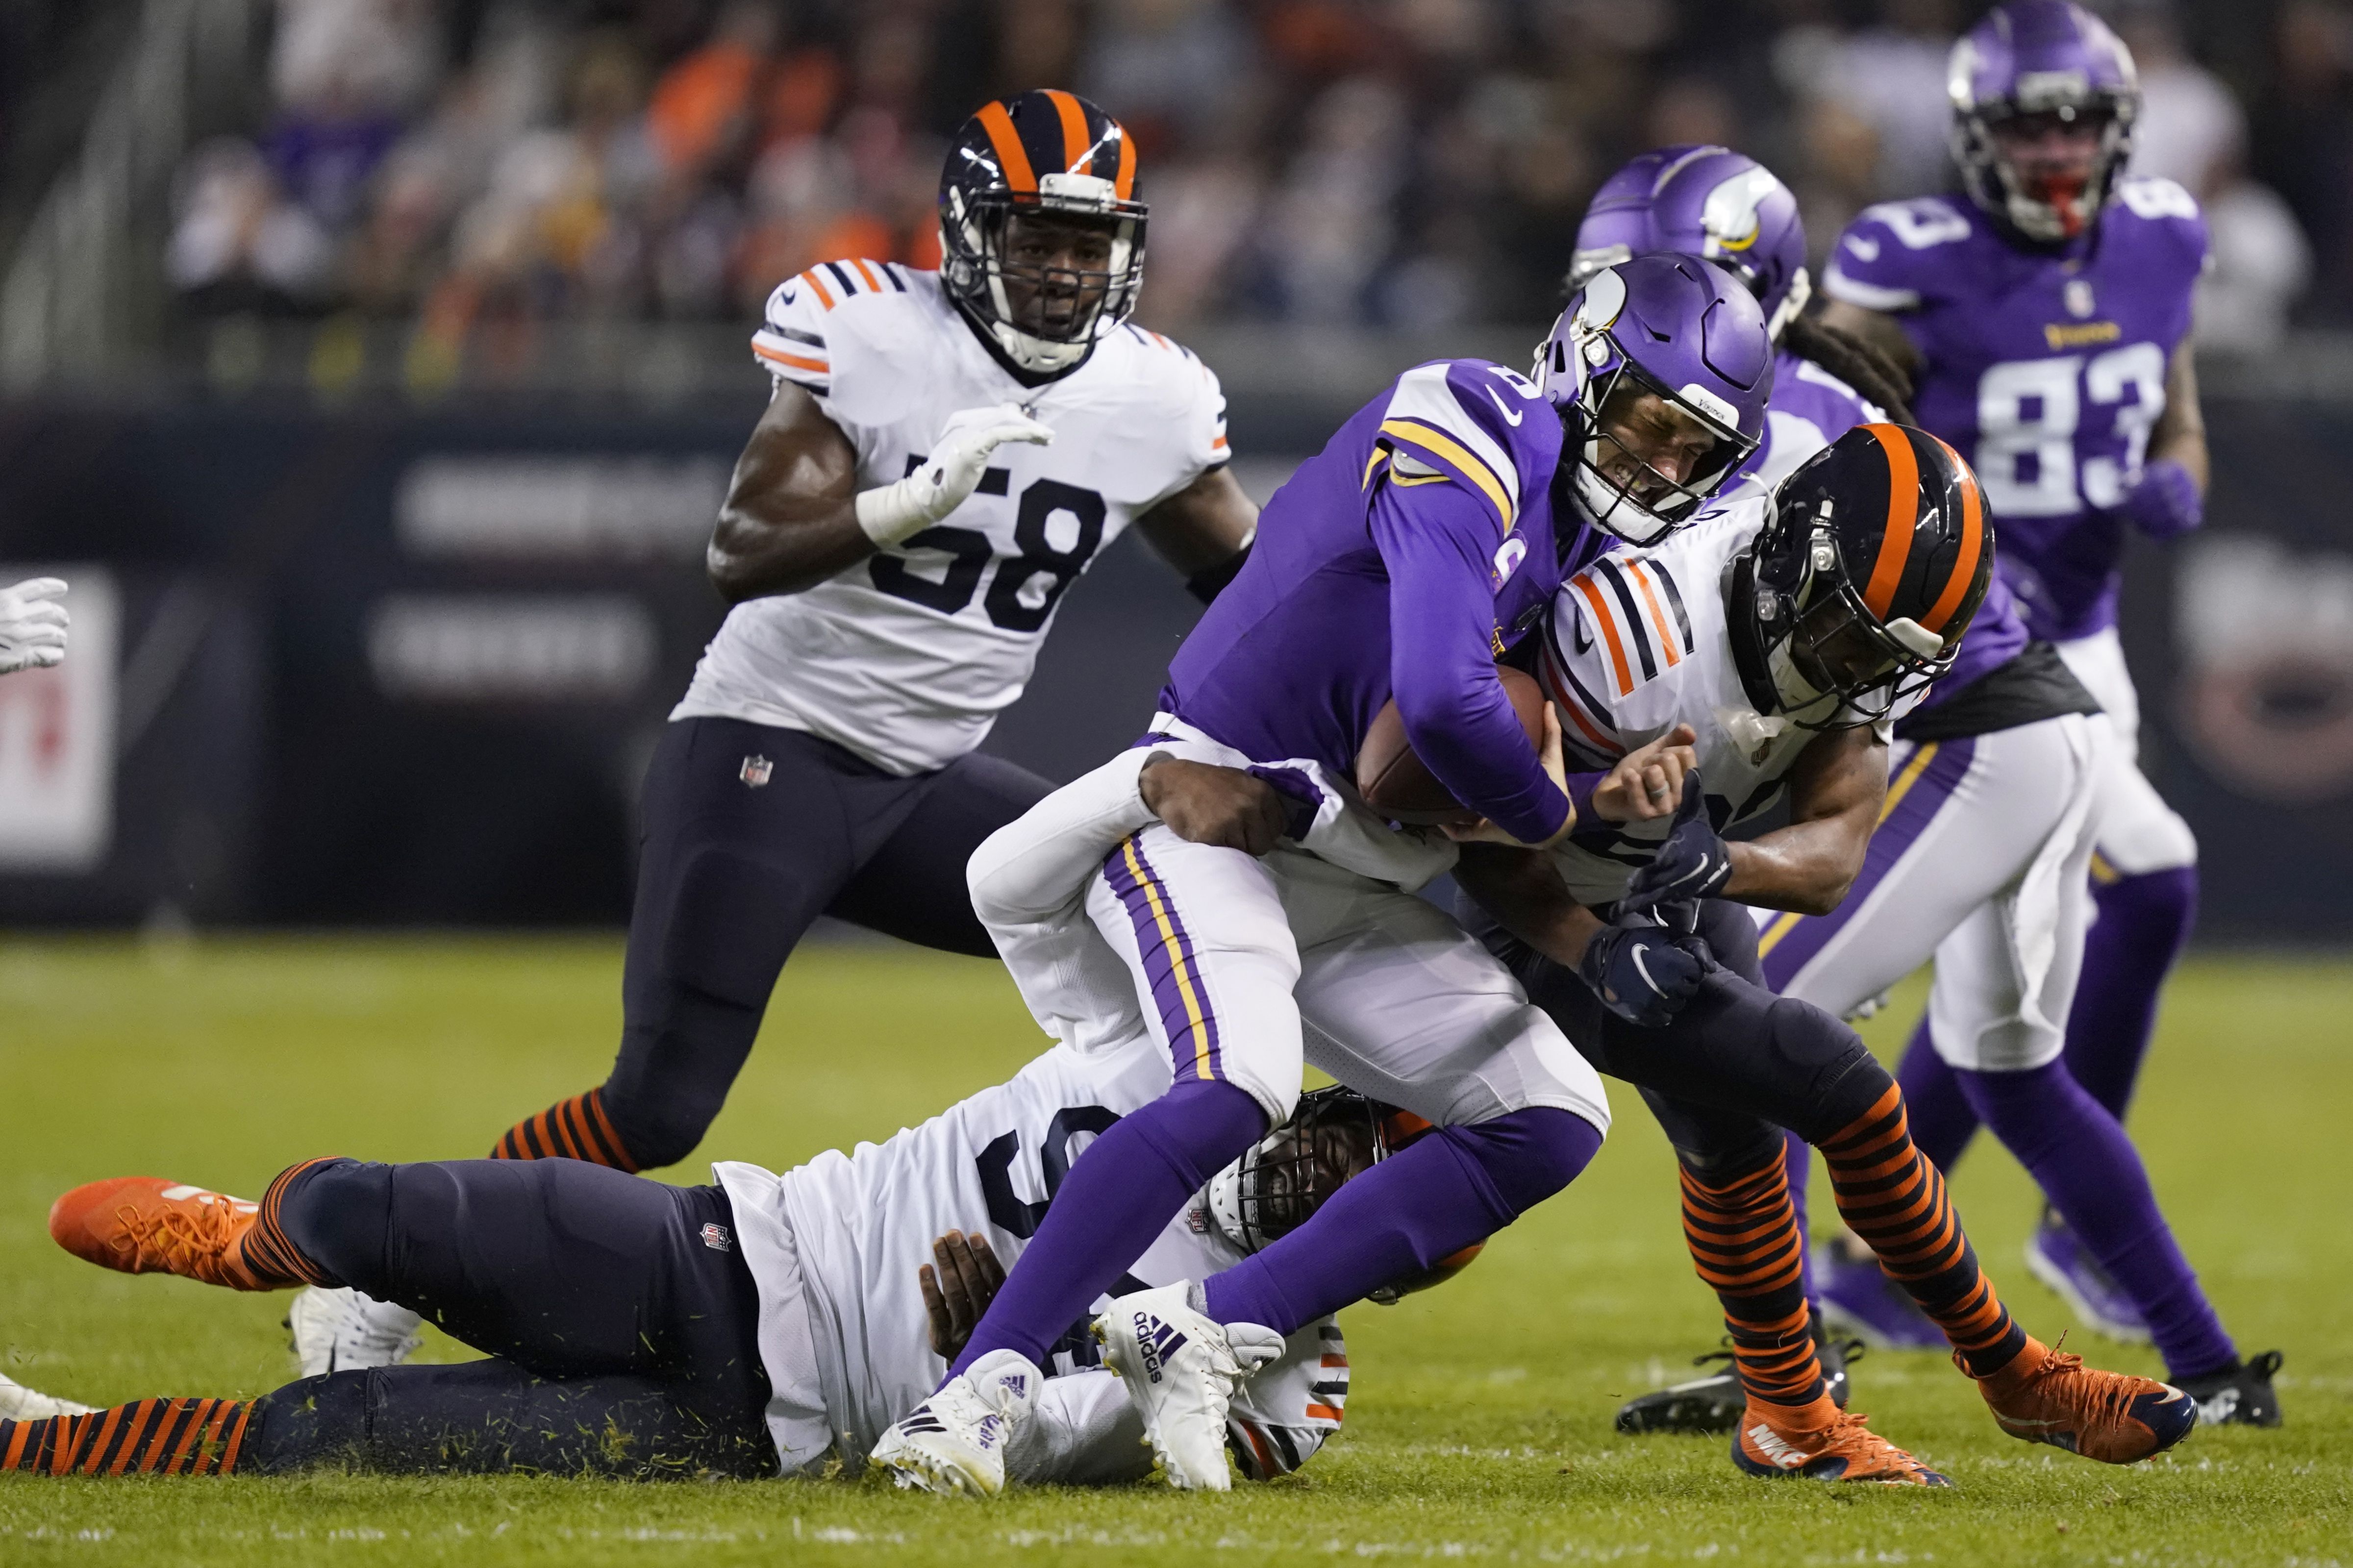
0;576;68;676
854;404;1053;548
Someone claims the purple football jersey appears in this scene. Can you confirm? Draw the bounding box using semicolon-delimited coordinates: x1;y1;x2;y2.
1823;180;2207;641
1163;359;1586;843
1734;348;1883;493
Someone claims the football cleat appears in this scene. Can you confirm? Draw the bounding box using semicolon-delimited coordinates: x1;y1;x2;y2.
0;1371;95;1420
286;1287;425;1377
1093;1282;1283;1491
2024;1208;2151;1344
2180;1349;2284;1428
1968;1334;2197;1463
48;1177;271;1290
868;1349;1040;1498
1615;1333;1863;1436
1730;1396;1949;1486
1815;1236;1945;1350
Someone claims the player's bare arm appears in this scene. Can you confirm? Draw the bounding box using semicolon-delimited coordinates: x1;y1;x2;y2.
1453;844;1606;968
2151;342;2208;493
1817;299;1923;382
1139;754;1288;855
705;383;871;603
1134;464;1259;579
1721;724;1887;915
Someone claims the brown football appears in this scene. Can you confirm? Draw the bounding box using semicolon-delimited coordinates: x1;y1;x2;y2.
1355;665;1549;825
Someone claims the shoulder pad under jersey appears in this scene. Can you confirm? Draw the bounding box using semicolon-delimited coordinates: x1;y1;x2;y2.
1377;360;1561;534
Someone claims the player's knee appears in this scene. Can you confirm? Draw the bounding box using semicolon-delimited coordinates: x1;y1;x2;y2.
1761;998;1895;1143
1447;1107;1605;1218
659;848;801;1009
1666;1119;1785;1180
240;1371;376;1475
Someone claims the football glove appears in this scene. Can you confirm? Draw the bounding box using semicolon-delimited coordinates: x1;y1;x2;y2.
2119;458;2203;541
1578;920;1712;1029
854;403;1054;547
0;576;68;676
1617;771;1731;924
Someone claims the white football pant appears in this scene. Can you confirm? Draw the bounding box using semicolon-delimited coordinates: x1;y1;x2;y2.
2056;627;2199;877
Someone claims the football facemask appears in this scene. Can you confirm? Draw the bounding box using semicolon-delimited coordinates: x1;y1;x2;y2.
1205;1086;1389;1255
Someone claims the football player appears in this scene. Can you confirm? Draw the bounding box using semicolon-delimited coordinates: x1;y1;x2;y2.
1568;145;1914;488
1816;0;2215;1349
0;576;69;675
15;1045;1388;1485
1463;424;2197;1482
867;254;1775;1496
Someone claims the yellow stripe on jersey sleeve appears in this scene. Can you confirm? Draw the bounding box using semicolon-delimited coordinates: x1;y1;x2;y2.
1376;418;1513;529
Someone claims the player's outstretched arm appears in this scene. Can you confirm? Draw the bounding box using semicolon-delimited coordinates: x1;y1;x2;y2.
1720;724;1886;915
1134;465;1259;602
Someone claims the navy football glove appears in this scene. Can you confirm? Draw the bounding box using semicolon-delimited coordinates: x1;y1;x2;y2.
1619;771;1732;925
1578;921;1712;1029
2119;457;2203;541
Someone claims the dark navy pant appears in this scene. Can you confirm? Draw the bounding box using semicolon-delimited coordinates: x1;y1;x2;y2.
604;716;1053;1168
243;1158;775;1479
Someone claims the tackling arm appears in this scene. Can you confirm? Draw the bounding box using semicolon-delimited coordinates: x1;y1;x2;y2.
1453;845;1606;969
1722;725;1887;915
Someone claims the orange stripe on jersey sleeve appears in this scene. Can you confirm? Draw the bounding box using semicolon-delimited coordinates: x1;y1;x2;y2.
976;100;1037;193
753;342;829;374
800;269;836;310
1305;1402;1344;1423
1543;658;1624;756
1570;573;1635;697
1625;561;1682;668
1861;423;1919;619
851;257;883;292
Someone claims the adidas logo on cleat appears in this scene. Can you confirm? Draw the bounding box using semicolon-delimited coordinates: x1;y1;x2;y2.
1133;1313;1188;1385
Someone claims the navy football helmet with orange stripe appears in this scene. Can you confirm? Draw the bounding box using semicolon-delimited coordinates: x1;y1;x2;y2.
1730;423;1994;727
940;89;1146;376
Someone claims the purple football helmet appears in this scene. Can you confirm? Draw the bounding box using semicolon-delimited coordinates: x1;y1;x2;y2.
1534;252;1774;545
1569;146;1812;342
1950;1;2140;244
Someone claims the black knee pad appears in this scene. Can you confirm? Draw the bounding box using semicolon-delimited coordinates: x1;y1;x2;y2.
1766;999;1895;1144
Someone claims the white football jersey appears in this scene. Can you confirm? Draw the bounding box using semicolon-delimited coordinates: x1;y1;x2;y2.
673;261;1230;775
713;1031;1346;1480
1538;497;1828;905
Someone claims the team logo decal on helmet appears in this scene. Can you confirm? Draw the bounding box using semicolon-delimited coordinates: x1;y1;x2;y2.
1568;146;1812;343
1730;423;1995;728
1534;253;1773;546
1949;0;2140;244
940;89;1148;375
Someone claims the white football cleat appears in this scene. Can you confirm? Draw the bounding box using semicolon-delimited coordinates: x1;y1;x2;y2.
0;1370;95;1420
286;1287;425;1377
1093;1282;1283;1491
869;1349;1040;1497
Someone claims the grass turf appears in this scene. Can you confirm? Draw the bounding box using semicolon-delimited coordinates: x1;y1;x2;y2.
1;936;2347;1566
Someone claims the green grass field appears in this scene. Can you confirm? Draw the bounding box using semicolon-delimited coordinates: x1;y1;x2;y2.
1;936;2348;1566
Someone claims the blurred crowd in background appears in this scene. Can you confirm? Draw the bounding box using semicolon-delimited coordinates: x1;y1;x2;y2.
156;0;2348;344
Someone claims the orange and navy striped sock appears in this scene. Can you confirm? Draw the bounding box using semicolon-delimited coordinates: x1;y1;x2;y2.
1;1398;251;1476
1821;1084;2029;1376
489;1086;639;1170
1679;1150;1825;1409
236;1157;345;1289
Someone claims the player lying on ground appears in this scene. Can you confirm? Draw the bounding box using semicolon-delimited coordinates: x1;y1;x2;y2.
864;255;1778;1497
1819;1;2217;1348
12;1038;1389;1483
1453;424;2195;1482
0;576;68;675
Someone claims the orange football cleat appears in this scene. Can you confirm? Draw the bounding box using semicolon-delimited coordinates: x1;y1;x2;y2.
1730;1395;1950;1485
1967;1335;2197;1464
48;1177;274;1291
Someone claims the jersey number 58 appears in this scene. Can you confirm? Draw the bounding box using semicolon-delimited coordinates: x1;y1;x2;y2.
870;479;1108;631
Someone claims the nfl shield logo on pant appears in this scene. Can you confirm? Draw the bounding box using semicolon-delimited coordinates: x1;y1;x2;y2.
740;755;772;788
